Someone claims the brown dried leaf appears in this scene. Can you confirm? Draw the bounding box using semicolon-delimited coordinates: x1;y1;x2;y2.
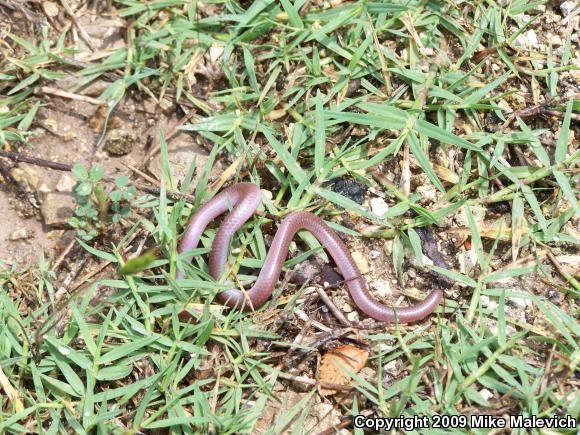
89;106;122;133
318;344;368;395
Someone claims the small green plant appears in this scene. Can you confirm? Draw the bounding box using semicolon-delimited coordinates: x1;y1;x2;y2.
71;164;136;240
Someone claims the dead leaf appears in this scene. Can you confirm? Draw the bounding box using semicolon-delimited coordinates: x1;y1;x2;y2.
318;344;368;395
89;106;122;133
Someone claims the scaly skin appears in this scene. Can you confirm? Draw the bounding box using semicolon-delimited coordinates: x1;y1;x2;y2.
177;183;443;322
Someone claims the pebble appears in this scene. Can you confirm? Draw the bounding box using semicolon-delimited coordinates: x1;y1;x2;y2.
346;311;359;322
38;184;51;193
508;296;532;309
342;302;353;313
480;295;498;311
371;279;392;298
11;165;39;191
40;192;76;228
261;189;273;200
42;1;59;18
514;30;538;48
369;250;381;260
497;99;513;114
560;1;577;17
56;174;76;193
9;228;30;240
209;45;225;63
458;249;478;274
370;197;389;216
383;360;398;374
351;251;370;274
383;240;393;256
480;389;494;401
416;184;437;203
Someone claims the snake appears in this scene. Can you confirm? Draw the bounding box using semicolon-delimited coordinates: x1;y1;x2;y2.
176;183;443;322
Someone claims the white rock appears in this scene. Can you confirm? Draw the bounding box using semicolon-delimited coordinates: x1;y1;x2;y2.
514;30;538;48
369;250;381;260
38;184;51;193
458;249;478;274
383;360;398;374
342;302;353;313
416;184;437;202
508;296;532;309
260;189;273;200
548;34;563;46
371;279;392;298
346;311;359;322
42;1;59;18
56;174;75;192
561;1;577;17
480;388;494;400
498;99;513;114
209;45;225;63
480;295;498;311
370;197;389;216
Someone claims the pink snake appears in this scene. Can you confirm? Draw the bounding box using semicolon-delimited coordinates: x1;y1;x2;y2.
176;183;442;322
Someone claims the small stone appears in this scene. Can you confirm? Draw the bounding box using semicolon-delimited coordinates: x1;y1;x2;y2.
480;388;494;401
416;184;437;203
508;296;532;309
383;240;393;256
11;164;39;191
370;197;389;216
383;360;398;374
42;1;59;18
209;45;225;63
38;184;51;193
332;178;367;204
105;129;135;156
351;251;370;274
346;311;359;322
9;228;30;240
40;192;76;228
369;250;381;260
497;99;513;114
159;97;174;114
342;302;353;313
514;30;538;48
408;269;416;279
480;295;498;311
560;1;577;17
261;189;273;200
63;131;77;142
56;174;75;193
371;279;391;298
548;34;563;46
458;249;478;274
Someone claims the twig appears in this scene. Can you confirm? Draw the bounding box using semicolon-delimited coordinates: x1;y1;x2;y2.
276;371;354;391
0;149;197;203
546;252;580;295
59;0;97;51
50;238;76;273
315;286;351;327
39;86;106;106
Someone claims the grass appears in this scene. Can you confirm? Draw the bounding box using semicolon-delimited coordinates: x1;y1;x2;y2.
0;0;579;433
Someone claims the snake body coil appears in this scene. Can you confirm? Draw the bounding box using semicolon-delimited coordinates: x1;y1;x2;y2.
177;183;442;322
